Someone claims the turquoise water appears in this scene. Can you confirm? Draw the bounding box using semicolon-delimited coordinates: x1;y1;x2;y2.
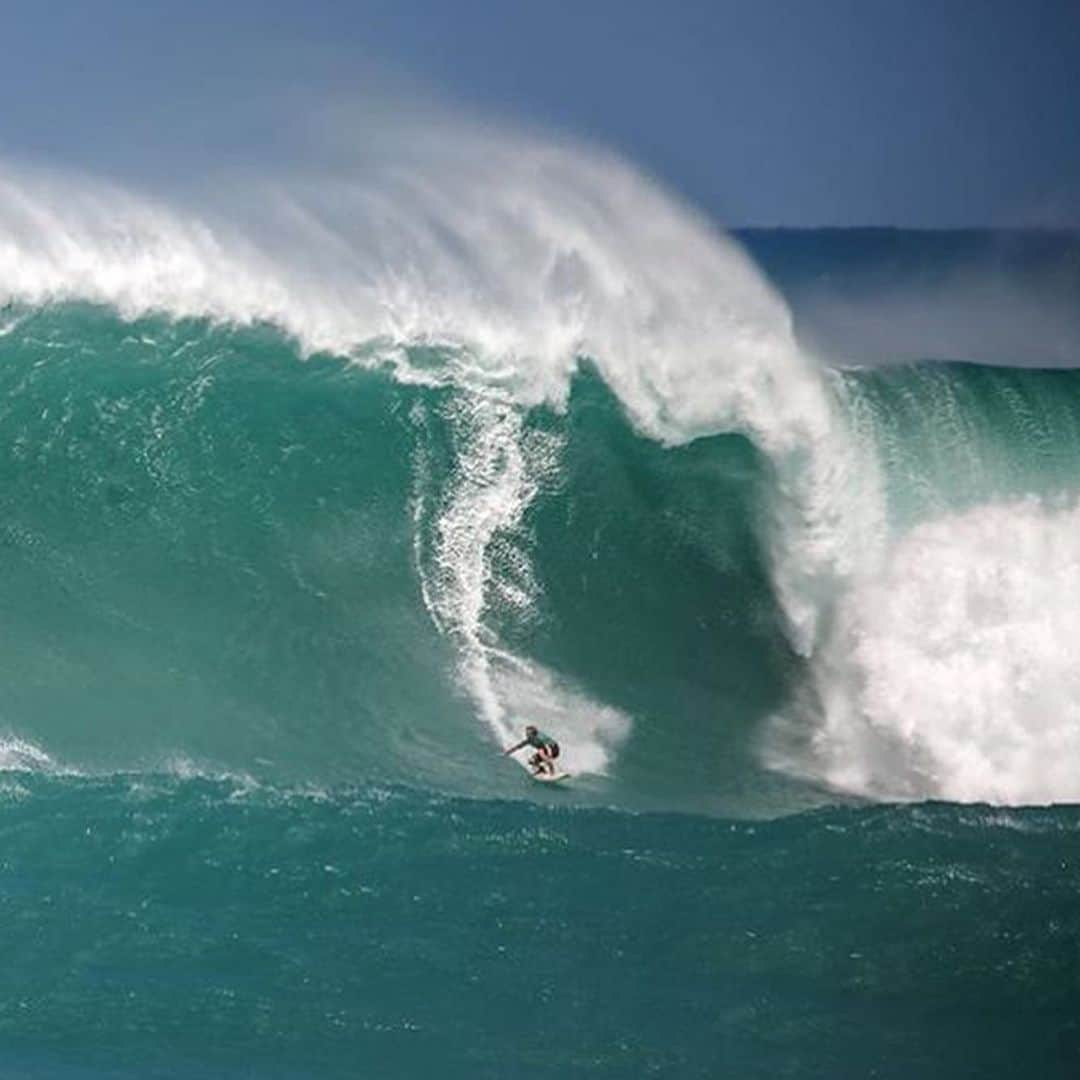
0;222;1079;1076
1;777;1077;1079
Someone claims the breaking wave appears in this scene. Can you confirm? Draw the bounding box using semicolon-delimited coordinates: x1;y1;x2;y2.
1;129;1078;809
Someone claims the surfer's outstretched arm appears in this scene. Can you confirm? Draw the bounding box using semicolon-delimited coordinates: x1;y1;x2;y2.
503;740;527;756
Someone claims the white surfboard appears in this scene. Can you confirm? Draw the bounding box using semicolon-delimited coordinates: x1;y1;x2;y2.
531;771;571;783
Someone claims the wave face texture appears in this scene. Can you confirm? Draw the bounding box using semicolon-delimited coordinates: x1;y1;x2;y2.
0;147;1079;1076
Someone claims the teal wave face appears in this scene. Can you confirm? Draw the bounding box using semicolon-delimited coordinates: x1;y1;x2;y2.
0;305;802;811
0;306;463;786
516;371;799;805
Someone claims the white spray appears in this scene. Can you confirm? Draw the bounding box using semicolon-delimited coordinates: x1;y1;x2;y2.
769;496;1080;805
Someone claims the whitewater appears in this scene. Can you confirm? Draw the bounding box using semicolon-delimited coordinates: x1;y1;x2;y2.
1;120;1079;1078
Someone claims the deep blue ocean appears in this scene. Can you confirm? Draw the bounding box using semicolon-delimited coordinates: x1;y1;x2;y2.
0;146;1079;1077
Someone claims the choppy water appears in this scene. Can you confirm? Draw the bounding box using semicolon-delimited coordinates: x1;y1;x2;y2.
1;776;1077;1079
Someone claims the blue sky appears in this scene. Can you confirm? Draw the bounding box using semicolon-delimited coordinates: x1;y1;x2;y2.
2;0;1078;226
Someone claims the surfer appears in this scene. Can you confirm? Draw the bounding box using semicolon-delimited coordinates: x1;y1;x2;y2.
503;724;561;776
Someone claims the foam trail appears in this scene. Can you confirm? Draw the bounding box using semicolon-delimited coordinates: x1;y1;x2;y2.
412;390;629;772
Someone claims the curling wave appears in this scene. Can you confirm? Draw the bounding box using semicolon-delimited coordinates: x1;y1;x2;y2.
1;131;1078;809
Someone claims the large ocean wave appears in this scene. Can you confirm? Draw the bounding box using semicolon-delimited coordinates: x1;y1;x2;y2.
1;140;1079;811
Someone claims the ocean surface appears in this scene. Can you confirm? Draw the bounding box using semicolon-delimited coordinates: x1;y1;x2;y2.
0;148;1078;1076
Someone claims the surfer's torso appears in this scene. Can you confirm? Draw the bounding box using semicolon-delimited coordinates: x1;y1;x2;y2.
525;729;558;752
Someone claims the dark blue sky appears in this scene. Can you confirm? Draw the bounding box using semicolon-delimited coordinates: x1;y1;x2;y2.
2;0;1079;226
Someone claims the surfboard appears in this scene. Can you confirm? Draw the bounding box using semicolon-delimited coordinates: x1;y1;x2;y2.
531;771;571;783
